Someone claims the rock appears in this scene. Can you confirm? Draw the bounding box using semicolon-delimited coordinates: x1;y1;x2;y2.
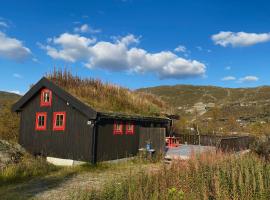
0;140;25;170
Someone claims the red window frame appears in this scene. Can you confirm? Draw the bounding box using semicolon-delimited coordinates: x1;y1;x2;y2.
126;122;134;135
35;112;47;131
53;112;66;131
40;88;52;107
113;121;123;135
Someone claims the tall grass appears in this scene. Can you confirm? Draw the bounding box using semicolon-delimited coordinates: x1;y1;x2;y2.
0;154;58;185
46;69;169;116
71;153;270;200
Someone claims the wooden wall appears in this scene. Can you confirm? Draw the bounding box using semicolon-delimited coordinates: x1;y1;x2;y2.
95;119;140;162
19;88;94;162
139;127;166;153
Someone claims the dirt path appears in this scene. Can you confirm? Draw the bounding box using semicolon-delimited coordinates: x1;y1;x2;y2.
0;162;161;200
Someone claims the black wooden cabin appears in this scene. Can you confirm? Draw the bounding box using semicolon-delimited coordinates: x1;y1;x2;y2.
12;77;171;163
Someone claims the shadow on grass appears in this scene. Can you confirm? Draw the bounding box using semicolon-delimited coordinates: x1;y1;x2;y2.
0;169;78;200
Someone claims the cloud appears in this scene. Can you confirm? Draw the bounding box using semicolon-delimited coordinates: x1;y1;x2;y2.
40;33;96;62
13;73;23;79
74;24;101;34
239;76;259;82
221;76;236;81
225;66;231;70
196;46;203;51
41;33;206;79
4;90;22;95
0;31;31;61
212;31;270;47
0;21;8;28
174;45;186;53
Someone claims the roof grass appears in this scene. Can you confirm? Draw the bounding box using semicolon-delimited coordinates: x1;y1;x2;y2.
46;69;169;117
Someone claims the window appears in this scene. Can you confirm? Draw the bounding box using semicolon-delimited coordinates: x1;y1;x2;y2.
53;112;66;131
40;88;52;107
35;112;47;131
126;122;134;135
113;121;123;135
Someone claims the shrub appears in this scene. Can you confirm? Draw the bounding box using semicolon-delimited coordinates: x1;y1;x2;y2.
251;135;270;160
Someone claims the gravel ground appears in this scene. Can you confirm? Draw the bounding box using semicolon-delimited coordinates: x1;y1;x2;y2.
0;161;160;200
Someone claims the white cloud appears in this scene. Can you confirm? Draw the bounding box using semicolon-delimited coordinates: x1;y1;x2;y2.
174;45;186;53
42;33;206;79
32;58;39;63
221;76;236;81
41;33;96;62
212;31;270;47
6;90;21;95
74;24;101;34
13;73;23;79
0;21;8;28
0;31;31;61
196;46;203;51
239;76;259;82
225;66;231;70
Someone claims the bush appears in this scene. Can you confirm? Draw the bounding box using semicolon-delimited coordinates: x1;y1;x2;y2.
251;135;270;160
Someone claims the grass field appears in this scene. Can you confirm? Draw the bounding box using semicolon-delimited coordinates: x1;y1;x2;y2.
0;156;160;200
0;152;269;200
71;152;270;200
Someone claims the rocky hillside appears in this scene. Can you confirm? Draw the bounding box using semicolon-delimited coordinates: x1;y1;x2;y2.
138;85;270;135
0;91;20;141
138;85;270;109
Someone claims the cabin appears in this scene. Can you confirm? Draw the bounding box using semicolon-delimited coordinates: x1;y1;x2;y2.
12;77;171;163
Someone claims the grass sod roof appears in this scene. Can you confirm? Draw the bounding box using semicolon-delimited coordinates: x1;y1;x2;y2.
46;69;170;118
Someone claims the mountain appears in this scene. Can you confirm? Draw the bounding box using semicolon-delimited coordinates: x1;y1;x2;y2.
138;85;270;135
0;91;21;141
138;85;270;108
0;91;20;101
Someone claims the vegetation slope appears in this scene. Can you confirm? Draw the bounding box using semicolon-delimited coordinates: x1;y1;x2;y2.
0;91;20;141
47;69;169;117
138;85;270;135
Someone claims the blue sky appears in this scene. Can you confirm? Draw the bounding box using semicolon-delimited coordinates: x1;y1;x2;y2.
1;0;270;94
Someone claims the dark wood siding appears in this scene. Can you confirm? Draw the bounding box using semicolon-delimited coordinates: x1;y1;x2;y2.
19;88;93;162
96;119;140;162
139;127;166;153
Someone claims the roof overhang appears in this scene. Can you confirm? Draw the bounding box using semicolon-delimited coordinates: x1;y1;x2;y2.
97;112;171;123
12;77;97;119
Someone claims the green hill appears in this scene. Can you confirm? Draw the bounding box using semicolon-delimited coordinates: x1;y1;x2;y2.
138;85;270;135
0;91;20;141
137;85;270;108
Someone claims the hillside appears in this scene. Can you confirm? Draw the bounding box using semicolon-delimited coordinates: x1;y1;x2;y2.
138;85;270;108
138;85;270;135
47;69;170;117
0;92;20;102
0;91;20;141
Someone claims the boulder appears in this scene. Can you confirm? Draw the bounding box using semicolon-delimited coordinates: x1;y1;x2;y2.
0;140;25;170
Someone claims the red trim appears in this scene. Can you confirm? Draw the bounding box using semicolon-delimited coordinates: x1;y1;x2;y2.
35;112;47;131
126;122;134;135
53;111;66;131
113;121;123;135
40;88;52;107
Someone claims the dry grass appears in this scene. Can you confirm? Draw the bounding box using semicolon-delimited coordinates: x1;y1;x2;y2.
46;69;169;116
71;152;270;200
